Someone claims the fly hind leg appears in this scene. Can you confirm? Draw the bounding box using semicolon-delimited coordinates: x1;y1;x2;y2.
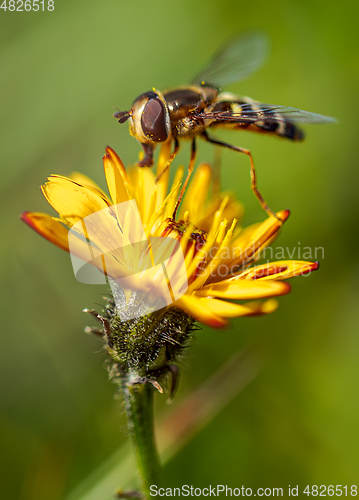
202;131;283;224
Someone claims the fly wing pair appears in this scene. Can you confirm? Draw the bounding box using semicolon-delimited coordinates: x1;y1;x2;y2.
190;32;336;126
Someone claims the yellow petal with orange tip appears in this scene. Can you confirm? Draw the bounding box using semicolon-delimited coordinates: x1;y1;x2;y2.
20;211;70;252
195;279;291;300
103;151;131;204
231;209;290;265
174;294;228;328
195;297;279;318
42;175;129;258
238;260;320;280
105;146;131;186
20;211;126;280
41;175;111;226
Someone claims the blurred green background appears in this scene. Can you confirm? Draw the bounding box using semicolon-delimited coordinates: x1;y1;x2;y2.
1;0;359;498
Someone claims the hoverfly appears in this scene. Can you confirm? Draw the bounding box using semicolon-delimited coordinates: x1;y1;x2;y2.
114;32;335;219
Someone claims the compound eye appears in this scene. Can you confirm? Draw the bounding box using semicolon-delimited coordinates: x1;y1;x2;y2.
141;97;168;142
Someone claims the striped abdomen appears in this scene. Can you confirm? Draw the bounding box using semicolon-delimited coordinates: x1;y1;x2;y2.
207;95;305;141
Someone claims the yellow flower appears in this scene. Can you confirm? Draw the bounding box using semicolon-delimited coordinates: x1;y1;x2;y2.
21;143;319;328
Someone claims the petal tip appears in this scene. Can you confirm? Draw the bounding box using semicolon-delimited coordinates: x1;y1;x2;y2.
280;281;292;295
303;261;320;274
277;209;290;223
20;211;35;229
263;298;279;314
207;317;229;329
20;210;29;221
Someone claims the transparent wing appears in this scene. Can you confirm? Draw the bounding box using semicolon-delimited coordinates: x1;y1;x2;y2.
197;103;337;124
191;31;269;89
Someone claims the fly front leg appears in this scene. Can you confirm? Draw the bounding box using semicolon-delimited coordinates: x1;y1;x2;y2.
155;137;180;183
138;143;155;168
202;131;283;223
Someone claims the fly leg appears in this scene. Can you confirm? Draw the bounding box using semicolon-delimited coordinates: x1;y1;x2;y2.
138;143;155;168
202;131;283;223
173;138;196;218
155;137;180;183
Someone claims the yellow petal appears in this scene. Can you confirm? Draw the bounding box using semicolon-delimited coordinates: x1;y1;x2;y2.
164;165;184;219
69;171;107;195
155;141;172;207
196;297;279;318
188;218;237;292
196;279;291;300
174;294;228;328
146;181;182;235
180;163;212;222
41;175;110;225
207;196;230;240
196;192;243;233
130;167;156;225
238;260;320;280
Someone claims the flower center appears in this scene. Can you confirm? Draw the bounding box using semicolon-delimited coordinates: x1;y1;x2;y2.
160;218;207;256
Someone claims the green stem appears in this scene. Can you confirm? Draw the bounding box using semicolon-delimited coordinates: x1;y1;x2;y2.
120;368;161;499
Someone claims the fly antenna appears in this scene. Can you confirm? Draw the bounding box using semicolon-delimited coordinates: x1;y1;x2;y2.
113;110;131;124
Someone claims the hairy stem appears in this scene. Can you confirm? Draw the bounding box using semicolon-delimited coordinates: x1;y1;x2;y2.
120;368;161;499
